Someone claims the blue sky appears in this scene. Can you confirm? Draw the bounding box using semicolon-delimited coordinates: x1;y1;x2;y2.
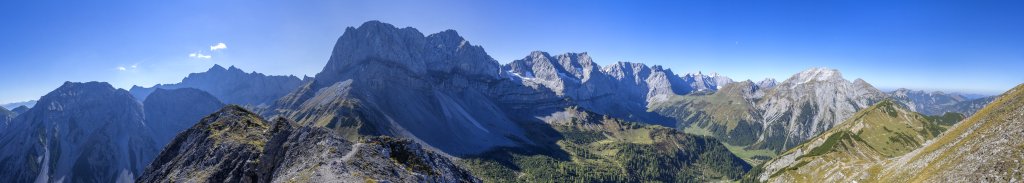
1;0;1022;104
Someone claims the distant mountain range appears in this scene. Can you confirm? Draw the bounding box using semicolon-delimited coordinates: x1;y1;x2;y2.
129;64;305;108
0;21;1016;182
0;100;36;110
889;88;994;116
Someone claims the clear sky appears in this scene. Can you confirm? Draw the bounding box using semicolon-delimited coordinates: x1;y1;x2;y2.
2;0;1022;104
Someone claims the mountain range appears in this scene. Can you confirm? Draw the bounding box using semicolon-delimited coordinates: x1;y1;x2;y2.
1;100;37;110
650;67;889;164
889;88;994;116
129;65;305;108
0;21;1016;182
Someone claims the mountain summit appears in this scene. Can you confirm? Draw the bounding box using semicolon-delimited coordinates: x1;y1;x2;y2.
272;21;536;155
314;20;501;87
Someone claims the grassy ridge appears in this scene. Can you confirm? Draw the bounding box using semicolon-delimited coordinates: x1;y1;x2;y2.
755;99;963;182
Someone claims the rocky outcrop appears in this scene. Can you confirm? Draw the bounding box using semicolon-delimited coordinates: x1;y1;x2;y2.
130;65;303;107
139;105;479;183
0;82;159;183
143;88;225;147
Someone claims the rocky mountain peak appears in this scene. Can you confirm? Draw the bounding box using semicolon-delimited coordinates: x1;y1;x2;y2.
51;81;123;96
853;78;871;86
208;64;228;73
758;78;778;88
315;21;500;87
506;51;601;83
787;67;845;85
681;70;734;92
601;61;651;80
227;65;244;72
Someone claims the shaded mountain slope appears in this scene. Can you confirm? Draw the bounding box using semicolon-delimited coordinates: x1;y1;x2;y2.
0;82;158;182
142;88;225;147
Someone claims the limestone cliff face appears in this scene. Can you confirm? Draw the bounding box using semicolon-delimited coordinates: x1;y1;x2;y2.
139;106;479;183
504;52;682;126
752;68;887;152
